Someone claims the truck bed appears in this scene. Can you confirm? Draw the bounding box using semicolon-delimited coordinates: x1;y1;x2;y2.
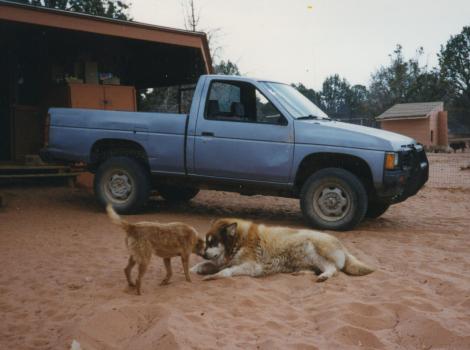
47;108;188;173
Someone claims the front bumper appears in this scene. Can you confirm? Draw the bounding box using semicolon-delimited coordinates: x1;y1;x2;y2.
377;147;429;203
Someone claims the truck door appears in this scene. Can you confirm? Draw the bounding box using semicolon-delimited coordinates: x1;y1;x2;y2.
193;79;294;183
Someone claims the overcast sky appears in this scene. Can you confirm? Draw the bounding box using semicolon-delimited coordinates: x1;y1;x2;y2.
132;0;470;90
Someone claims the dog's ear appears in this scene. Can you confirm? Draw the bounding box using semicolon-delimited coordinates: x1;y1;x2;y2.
225;223;237;237
220;223;237;252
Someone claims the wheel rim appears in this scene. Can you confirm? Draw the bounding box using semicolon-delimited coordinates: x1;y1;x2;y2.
104;171;133;203
312;183;351;222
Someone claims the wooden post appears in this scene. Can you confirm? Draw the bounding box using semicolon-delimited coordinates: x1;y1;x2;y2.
437;111;448;147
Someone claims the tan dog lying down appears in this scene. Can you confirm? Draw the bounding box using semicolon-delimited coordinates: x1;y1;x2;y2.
107;205;204;294
192;218;374;281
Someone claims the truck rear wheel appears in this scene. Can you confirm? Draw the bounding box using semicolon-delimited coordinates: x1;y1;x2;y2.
300;168;368;231
365;201;390;219
94;157;150;213
158;185;199;202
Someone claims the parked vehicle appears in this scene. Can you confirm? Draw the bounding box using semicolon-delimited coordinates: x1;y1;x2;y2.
41;75;429;230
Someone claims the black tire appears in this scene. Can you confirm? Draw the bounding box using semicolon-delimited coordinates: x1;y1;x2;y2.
300;168;368;231
94;157;151;213
365;201;390;219
158;185;199;202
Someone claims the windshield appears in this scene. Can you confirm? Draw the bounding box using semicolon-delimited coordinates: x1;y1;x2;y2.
262;82;329;120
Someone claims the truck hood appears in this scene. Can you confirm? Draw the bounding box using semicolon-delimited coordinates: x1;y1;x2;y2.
294;119;416;151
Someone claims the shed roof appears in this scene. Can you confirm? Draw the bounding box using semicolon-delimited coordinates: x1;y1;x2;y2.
0;0;212;73
376;102;444;121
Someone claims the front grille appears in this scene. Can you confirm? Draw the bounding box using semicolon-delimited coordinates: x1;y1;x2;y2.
400;150;417;170
400;145;428;172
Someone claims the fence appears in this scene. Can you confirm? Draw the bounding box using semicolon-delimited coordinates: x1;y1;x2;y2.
426;152;470;188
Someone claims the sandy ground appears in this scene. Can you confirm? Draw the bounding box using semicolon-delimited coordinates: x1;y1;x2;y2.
1;155;470;350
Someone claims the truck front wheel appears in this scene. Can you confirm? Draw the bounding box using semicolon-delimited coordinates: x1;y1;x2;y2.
300;168;368;231
94;157;151;213
158;185;199;202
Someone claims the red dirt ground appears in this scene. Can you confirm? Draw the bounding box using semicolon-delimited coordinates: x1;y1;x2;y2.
1;154;469;349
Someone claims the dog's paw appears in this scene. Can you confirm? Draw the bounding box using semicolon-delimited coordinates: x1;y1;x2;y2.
191;261;220;275
160;279;170;286
190;265;200;274
202;274;217;281
316;275;329;283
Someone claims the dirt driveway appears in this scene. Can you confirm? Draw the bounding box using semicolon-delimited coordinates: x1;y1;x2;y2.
1;154;469;350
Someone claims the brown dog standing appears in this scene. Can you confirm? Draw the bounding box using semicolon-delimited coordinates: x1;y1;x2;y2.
107;205;204;295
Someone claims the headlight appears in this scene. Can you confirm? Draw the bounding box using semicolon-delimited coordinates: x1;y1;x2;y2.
385;152;399;170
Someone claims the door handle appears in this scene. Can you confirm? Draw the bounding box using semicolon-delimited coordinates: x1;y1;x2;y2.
201;131;214;137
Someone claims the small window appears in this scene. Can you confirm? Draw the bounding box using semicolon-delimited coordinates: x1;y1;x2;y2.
205;81;285;125
256;89;283;124
138;84;195;113
431;130;434;143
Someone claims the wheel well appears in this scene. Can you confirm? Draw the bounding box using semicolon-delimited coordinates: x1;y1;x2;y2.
295;153;374;194
90;139;149;170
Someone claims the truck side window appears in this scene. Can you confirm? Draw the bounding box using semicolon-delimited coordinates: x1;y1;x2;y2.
205;81;285;125
206;82;241;120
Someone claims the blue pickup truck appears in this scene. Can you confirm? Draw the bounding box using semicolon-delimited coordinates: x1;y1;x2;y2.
41;75;429;230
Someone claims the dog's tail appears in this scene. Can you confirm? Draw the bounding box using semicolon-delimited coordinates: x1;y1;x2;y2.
106;204;130;231
342;252;375;276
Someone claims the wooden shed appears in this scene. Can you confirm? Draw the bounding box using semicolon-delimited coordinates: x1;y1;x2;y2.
376;102;448;148
0;1;212;177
